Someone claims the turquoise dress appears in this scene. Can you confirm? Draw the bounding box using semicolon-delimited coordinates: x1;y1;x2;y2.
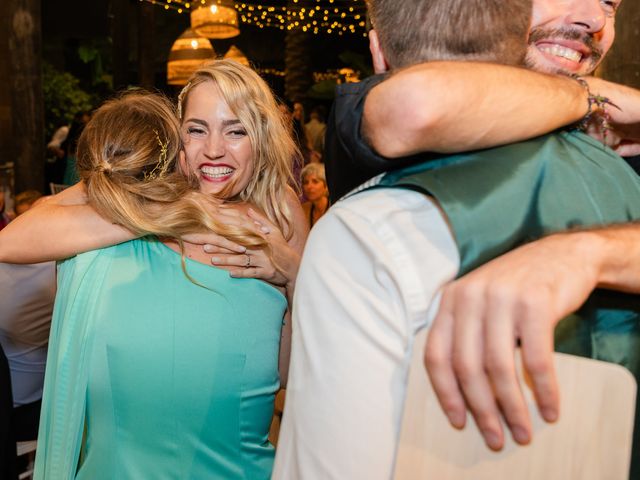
34;238;287;480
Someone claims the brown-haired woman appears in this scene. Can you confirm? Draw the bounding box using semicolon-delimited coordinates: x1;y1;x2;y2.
0;60;307;479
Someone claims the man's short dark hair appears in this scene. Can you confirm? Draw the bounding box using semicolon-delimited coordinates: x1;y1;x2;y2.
368;0;532;68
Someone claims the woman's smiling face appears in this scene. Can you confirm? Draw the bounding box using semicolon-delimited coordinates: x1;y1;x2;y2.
302;173;327;202
180;81;254;198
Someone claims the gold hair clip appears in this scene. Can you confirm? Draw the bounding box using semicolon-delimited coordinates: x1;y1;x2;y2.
144;130;171;181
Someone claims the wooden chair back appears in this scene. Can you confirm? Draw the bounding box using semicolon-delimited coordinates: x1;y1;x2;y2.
394;329;636;480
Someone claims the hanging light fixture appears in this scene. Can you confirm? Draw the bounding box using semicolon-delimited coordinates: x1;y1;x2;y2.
338;67;360;83
191;0;240;39
167;28;217;86
223;45;249;67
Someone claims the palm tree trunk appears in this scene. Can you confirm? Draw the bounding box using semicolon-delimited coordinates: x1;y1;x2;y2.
8;0;44;193
284;1;312;102
138;1;156;89
110;0;130;90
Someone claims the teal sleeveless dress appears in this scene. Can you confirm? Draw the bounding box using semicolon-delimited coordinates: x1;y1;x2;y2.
34;238;287;480
376;130;640;476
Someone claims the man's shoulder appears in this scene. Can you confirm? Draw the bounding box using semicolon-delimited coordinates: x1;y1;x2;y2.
334;74;387;100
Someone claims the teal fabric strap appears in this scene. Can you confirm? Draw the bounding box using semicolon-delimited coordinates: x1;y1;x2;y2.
34;250;113;479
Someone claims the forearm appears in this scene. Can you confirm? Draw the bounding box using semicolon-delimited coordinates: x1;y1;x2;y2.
282;187;307;305
283;252;301;306
582;224;640;293
364;61;588;158
0;187;135;263
424;221;640;450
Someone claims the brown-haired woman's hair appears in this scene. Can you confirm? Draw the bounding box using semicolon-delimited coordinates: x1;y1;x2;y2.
76;91;267;252
178;59;298;240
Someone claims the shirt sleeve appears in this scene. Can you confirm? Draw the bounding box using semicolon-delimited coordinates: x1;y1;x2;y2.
47;126;70;149
325;75;424;201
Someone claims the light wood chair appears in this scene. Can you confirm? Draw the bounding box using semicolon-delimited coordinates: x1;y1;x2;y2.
394;329;637;480
16;440;36;480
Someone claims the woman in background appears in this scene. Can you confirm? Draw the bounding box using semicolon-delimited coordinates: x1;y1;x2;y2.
301;162;329;228
61;111;91;185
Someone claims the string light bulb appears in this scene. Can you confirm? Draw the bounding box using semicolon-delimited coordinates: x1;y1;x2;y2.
140;0;367;36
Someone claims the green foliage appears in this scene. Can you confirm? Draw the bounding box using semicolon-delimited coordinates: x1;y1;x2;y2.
308;50;374;100
308;79;339;100
77;39;114;93
338;51;374;79
42;62;93;141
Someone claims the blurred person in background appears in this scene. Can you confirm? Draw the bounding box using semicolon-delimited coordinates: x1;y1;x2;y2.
278;100;319;197
0;343;17;480
0;192;55;444
305;105;327;157
62;111;91;186
301;162;329;228
45;122;70;186
46;123;69;160
292;101;305;124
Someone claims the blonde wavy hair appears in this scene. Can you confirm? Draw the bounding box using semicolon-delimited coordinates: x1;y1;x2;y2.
76;91;267;252
178;59;298;239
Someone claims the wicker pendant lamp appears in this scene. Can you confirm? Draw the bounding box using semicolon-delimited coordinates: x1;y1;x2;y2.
167;28;216;86
191;0;240;39
223;45;249;67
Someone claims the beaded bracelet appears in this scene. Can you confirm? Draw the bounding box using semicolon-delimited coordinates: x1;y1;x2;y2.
573;76;620;143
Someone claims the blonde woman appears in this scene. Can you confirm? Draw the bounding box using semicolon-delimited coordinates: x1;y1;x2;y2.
0;60;307;479
301;162;330;228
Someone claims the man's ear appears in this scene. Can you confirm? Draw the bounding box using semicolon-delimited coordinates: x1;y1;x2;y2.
369;30;389;74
